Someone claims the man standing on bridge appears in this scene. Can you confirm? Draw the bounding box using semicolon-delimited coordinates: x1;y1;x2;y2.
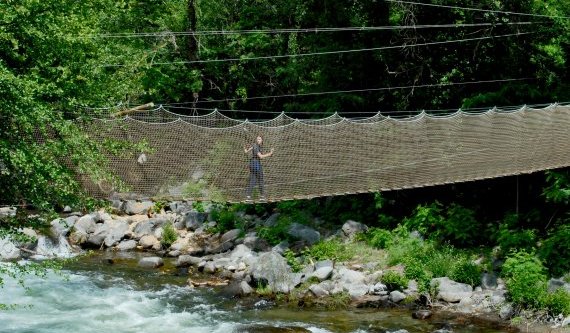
244;135;274;202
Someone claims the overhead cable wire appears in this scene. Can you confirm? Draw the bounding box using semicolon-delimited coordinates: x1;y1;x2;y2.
385;0;570;20
100;32;533;67
162;78;533;104
77;22;542;38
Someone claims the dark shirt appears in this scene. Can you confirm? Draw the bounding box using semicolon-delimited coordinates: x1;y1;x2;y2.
251;143;261;160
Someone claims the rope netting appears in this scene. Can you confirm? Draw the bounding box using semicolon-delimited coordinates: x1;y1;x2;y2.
81;104;570;202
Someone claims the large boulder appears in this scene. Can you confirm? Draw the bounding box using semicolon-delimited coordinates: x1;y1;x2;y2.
35;235;74;258
342;220;368;238
123;200;154;215
74;215;96;234
287;223;320;245
116;240;137;251
138;257;164;268
251;252;298;293
139;235;160;249
0;237;21;260
431;277;473;303
175;255;202;267
183;211;207;231
336;267;369;298
132;217;168;239
103;220;129;247
50;216;78;237
86;223;111;247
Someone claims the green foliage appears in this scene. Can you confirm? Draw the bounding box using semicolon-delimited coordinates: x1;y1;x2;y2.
450;257;482;287
544;171;570;204
381;270;409;291
257;218;292;246
192;202;205;213
209;204;245;233
544;288;570;316
160;222;178;248
497;224;537;255
403;202;481;246
303;238;353;262
501;250;548;309
539;225;570;277
153;200;167;213
361;227;393;249
284;249;303;273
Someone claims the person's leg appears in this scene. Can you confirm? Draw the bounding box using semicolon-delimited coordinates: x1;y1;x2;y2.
246;162;256;198
257;165;265;198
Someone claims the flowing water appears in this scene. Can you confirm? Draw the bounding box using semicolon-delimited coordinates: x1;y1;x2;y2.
0;252;512;333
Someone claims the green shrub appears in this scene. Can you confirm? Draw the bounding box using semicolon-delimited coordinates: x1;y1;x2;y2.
502;250;548;309
403;202;444;236
450;257;482;287
284;249;303;273
381;270;409;291
497;223;536;255
545;288;570;316
160;222;178;248
256;217;292;246
403;202;481;247
539;225;570;277
402;258;432;293
303;239;353;262
363;228;393;249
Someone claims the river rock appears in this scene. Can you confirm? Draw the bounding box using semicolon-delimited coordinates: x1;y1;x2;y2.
170;237;189;251
251;252;297;293
123;200;154;215
35;235;74;258
116;240;137;251
499;303;514;319
221;229;241;244
431;277;473;303
240;281;254;295
139;235;159;249
102;220;129;247
0;207;16;218
138;256;164;268
390;290;406;303
309;284;330;297
311;266;333;281
370;282;388;295
337;267;369;298
74;215;96;234
263;213;280;227
287;223;320;245
204;261;216;274
481;272;498;290
0;237;21;260
342;220;368;238
86;223;111;247
412;310;432;319
548;278;570;293
183;211;207;230
50;216;77;237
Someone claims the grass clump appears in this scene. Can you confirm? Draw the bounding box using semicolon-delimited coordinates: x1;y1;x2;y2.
381;270;409;291
303;238;353;262
160;222;178;248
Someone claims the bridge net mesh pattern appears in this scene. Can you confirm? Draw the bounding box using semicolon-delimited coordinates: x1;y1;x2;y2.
81;104;570;202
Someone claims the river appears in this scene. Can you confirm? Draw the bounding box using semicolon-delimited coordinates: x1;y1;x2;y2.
0;252;511;333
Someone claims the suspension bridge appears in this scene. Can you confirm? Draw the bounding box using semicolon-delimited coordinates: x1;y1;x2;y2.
81;103;570;202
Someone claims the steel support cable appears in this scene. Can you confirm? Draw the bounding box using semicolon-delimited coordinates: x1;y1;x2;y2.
99;32;533;67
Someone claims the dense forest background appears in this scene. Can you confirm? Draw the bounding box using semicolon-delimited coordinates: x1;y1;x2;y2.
1;0;569;246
